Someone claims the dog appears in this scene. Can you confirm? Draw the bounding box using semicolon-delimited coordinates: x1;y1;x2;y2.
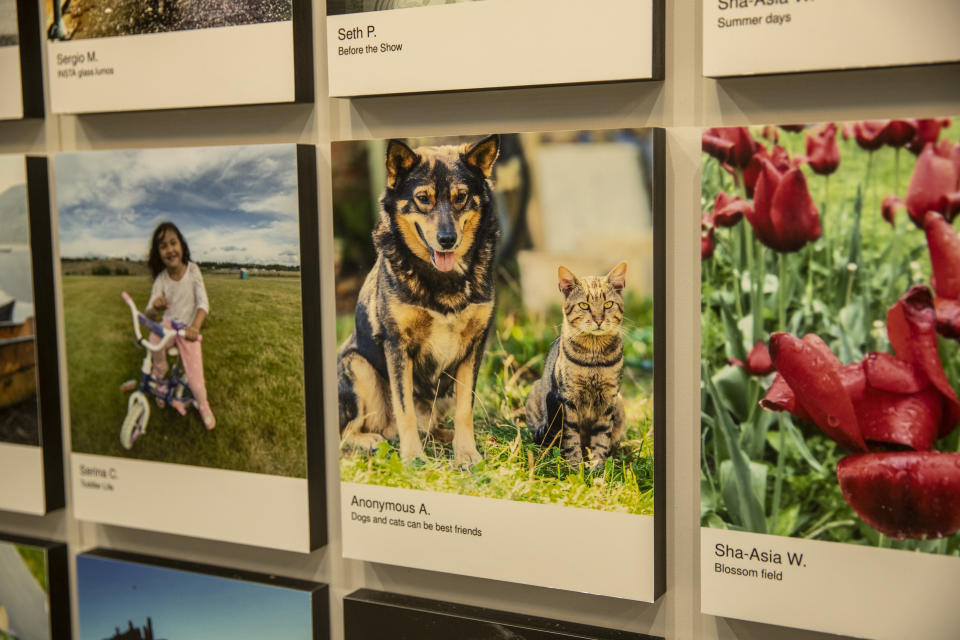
337;135;500;464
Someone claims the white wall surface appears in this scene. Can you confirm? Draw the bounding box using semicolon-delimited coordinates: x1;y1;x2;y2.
1;1;959;639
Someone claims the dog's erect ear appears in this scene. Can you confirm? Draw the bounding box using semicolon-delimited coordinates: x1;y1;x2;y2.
385;139;419;190
558;266;579;297
463;134;500;178
606;261;627;293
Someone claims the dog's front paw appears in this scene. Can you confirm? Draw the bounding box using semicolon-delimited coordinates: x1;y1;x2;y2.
454;441;482;467
345;432;385;451
399;439;425;462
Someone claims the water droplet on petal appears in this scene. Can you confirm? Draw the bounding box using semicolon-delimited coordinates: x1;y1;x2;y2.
827;415;840;427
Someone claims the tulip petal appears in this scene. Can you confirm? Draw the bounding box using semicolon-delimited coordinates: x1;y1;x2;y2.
854;121;886;151
759;374;812;422
853;387;941;451
886;286;960;437
881;195;905;228
907;143;959;225
934;297;960;340
746;158;782;248
924;211;960;299
746;340;774;376
805;123;840;176
837;452;960;539
713;191;750;227
863;352;929;393
769;169;822;253
881;119;918;148
769;333;866;452
703;132;734;163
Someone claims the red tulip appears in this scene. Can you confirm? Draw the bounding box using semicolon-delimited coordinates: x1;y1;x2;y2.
924;211;960;300
761;125;779;144
907;118;951;155
837;452;960;539
935;138;960;177
702;127;758;169
881;195;906;227
747;161;822;252
934;297;960;339
711;191;751;227
852;121;887;151
730;341;775;376
905;142;960;226
701;213;715;260
763;287;960;450
881;119;918;148
886;286;960;437
841;123;854;141
805;123;841;176
767;333;867;452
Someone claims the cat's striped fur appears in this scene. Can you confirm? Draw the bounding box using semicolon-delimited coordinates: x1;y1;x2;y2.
525;263;627;466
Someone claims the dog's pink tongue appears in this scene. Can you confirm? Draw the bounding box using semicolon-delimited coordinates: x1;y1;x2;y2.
434;251;456;272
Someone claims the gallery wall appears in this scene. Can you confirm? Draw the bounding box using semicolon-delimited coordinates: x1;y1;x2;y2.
0;1;959;639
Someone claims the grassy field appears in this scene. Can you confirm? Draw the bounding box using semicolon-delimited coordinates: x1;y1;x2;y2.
338;281;656;515
64;273;307;478
16;545;47;592
701;122;960;555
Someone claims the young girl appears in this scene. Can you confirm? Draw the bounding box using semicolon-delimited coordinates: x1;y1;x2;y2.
145;222;215;429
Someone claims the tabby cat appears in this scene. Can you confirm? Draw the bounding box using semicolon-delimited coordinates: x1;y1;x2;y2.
525;262;627;466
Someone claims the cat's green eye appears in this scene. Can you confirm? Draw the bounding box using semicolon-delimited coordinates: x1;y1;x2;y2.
578;302;590;310
603;300;614;309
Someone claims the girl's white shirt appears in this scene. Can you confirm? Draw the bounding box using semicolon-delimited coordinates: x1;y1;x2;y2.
147;261;210;325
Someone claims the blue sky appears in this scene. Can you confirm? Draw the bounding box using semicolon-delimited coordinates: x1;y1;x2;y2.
56;145;302;266
76;555;313;640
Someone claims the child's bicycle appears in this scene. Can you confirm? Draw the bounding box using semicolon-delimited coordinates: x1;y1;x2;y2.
118;291;198;450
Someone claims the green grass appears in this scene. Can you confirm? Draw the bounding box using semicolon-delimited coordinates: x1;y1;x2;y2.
64;274;307;477
700;122;960;555
16;545;46;592
338;284;656;515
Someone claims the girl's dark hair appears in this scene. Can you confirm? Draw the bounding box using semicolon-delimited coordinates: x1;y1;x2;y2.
148;222;191;278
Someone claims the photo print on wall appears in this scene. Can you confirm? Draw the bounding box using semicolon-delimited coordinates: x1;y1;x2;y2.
332;129;665;601
699;118;960;638
325;0;664;96
76;549;327;640
0;533;70;640
0;155;65;516
0;0;43;119
44;0;312;113
56;144;324;552
344;588;663;640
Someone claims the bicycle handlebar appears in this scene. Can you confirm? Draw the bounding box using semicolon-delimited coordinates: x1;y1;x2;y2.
120;291;197;352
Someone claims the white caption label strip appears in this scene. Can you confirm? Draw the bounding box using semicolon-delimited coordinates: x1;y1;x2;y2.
72;453;310;552
703;0;960;77
701;527;960;639
49;21;294;114
327;0;654;96
342;482;655;601
0;443;44;515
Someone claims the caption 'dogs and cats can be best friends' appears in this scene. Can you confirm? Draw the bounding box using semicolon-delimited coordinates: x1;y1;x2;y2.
350;495;483;537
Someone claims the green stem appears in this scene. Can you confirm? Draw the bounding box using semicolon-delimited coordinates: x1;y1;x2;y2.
752;236;763;344
804;245;814;321
865;152;875;241
778;252;787;330
771;413;788;533
894;147;901;195
736;168;762;343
